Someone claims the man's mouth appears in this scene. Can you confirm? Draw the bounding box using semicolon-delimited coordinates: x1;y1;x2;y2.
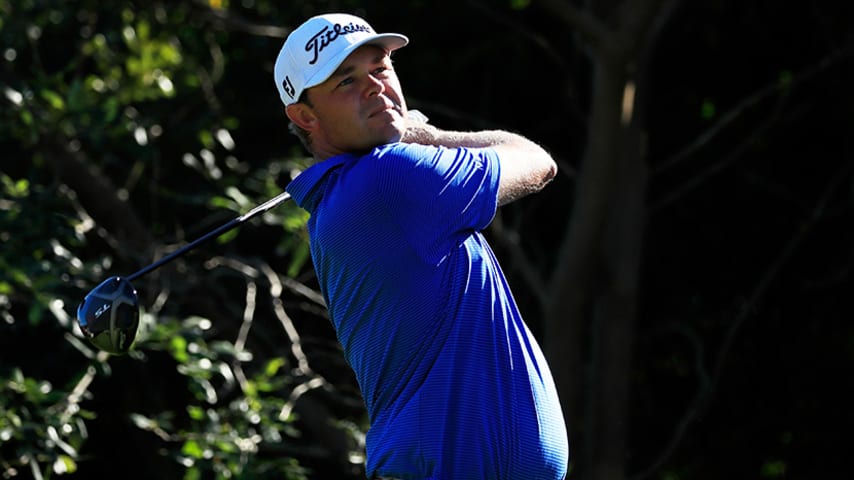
369;99;402;118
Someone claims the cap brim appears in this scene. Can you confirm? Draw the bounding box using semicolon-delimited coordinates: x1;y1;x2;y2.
302;33;409;92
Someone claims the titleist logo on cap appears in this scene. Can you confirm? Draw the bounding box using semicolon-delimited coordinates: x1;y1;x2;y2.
305;22;372;65
274;14;408;106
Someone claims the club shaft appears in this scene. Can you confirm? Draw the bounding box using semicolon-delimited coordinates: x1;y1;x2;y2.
126;191;292;282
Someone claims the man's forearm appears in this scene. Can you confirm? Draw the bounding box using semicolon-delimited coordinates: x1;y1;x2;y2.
401;119;523;149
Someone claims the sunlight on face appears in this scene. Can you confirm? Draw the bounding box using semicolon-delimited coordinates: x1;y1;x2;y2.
306;45;408;156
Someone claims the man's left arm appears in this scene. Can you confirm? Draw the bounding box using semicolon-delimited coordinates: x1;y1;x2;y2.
401;114;557;206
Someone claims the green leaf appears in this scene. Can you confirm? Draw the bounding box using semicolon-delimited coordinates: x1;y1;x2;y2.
209;195;237;210
104;97;119;122
243;379;257;397
171;336;189;362
53;455;77;474
199;130;214;149
282;208;309;231
41;89;66;110
778;70;793;91
761;459;787;478
182;439;204;459
700;98;716;120
20;109;33;126
187;405;205;420
14;178;30;196
136;20;151;41
67;78;84;112
287;242;310;278
184;466;201;480
264;357;286;377
215;228;239;245
28;302;44;325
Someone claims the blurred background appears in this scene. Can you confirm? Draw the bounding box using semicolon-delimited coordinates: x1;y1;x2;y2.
1;0;852;478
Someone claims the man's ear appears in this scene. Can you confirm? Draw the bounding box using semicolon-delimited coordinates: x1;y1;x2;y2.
286;103;317;131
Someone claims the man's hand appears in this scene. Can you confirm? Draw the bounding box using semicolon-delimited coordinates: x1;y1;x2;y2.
401;110;440;144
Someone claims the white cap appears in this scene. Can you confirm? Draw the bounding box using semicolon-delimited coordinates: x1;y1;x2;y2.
274;13;408;106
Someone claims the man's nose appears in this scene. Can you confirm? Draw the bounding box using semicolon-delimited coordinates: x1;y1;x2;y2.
364;74;385;97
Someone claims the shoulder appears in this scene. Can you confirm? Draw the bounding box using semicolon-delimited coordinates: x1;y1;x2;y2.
349;143;442;180
366;142;496;172
372;142;442;164
346;142;498;194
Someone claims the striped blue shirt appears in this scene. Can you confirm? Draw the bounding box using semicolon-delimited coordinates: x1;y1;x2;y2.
286;142;568;479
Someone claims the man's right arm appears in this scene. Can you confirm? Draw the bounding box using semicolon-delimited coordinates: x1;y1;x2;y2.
401;119;557;206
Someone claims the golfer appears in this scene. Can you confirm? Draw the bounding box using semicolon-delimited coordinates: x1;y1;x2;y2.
275;13;569;480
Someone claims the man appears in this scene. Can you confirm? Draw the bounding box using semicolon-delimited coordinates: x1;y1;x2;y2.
274;13;569;480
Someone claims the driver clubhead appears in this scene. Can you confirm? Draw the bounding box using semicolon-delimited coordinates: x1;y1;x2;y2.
77;276;140;355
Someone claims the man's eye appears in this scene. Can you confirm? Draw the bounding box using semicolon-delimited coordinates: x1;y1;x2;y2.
337;77;354;87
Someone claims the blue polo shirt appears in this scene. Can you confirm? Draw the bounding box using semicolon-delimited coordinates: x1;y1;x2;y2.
286;142;568;480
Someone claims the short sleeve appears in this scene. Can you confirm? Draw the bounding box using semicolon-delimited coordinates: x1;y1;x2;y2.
367;143;500;264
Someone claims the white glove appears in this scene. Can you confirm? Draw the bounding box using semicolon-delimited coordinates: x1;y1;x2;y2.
407;109;429;124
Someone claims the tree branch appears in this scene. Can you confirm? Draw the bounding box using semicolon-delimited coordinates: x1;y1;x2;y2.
489;210;549;307
631;161;853;480
191;0;290;38
536;0;614;54
42;135;156;259
654;46;854;178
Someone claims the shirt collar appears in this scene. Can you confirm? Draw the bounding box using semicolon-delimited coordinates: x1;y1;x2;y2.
285;154;353;211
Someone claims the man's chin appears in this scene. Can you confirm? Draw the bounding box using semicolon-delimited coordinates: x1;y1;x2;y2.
380;120;405;144
361;114;406;147
354;128;403;153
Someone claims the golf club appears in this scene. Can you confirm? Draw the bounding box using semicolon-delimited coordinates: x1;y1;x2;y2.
76;190;292;354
